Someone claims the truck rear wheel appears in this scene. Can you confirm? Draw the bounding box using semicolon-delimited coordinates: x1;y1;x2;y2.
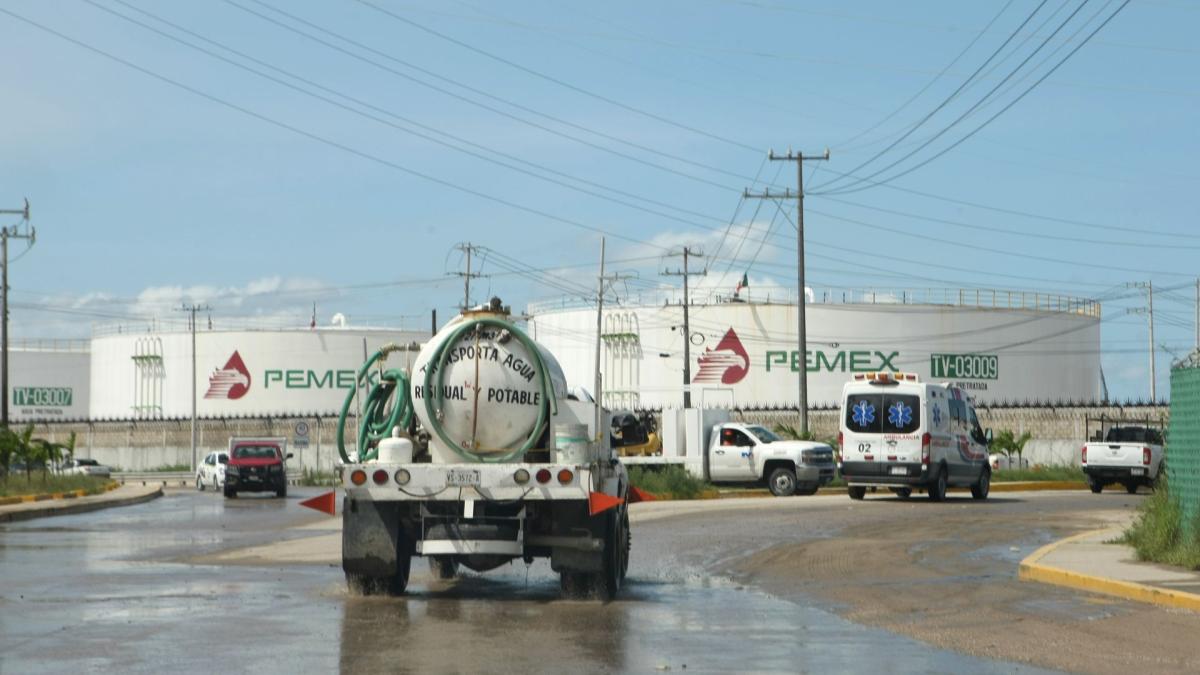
429;556;459;580
1125;482;1139;495
848;486;866;500
767;467;797;497
347;540;413;597
1089;477;1103;494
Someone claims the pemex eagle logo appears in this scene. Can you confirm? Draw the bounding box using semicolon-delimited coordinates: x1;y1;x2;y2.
693;328;750;385
205;351;251;400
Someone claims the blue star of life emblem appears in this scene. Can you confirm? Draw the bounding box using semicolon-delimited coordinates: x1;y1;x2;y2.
852;400;875;427
931;404;942;427
888;401;913;427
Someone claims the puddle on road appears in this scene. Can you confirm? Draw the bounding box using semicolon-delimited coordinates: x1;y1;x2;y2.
1;492;1062;674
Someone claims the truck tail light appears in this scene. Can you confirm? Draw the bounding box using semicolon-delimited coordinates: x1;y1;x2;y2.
513;469;530;485
372;469;389;485
1081;446;1087;464
394;469;411;485
350;469;367;486
921;433;931;465
1143;447;1151;466
535;468;552;484
557;469;575;484
837;431;843;450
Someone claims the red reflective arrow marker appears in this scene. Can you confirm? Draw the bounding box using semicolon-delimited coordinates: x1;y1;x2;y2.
588;491;625;516
628;486;658;503
300;491;337;516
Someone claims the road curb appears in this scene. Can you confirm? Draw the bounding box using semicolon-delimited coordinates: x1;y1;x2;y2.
0;484;162;523
1018;528;1200;612
0;481;120;506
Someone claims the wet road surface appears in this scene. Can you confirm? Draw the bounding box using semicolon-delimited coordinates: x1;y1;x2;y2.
0;487;1186;673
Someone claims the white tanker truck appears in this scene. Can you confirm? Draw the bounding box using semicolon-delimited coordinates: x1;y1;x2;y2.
336;299;630;599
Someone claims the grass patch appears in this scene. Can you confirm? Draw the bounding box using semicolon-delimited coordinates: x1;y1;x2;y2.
627;465;718;500
0;474;112;498
1119;483;1200;570
992;465;1085;482
299;468;340;487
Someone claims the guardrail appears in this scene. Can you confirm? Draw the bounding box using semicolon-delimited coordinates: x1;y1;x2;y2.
115;471;308;487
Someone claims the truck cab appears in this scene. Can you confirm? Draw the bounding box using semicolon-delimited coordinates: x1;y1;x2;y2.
839;372;991;502
224;437;291;499
707;422;835;496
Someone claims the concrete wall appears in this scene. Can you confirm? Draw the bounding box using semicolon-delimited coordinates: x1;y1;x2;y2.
732;403;1169;467
29;416;353;473
30;404;1169;471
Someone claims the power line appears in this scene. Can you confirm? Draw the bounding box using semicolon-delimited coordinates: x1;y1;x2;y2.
816;0;1053;192
348;0;763;153
817;0;1133;196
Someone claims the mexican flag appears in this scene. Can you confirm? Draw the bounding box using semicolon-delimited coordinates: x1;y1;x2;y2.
735;273;748;294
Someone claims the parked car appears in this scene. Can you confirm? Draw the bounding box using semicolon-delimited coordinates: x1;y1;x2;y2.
60;458;112;479
196;451;228;491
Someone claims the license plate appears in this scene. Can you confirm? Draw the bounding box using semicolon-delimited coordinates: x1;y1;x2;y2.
446;469;481;486
890;467;907;476
1131;468;1144;476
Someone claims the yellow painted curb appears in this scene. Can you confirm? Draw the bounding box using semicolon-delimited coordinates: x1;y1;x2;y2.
1;482;117;505
989;481;1086;492
1018;528;1200;612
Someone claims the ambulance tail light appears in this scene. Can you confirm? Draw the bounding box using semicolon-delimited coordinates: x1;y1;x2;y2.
837;431;843;451
921;433;931;465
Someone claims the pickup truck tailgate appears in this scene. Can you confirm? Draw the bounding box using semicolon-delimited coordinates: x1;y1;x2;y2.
1086;443;1143;467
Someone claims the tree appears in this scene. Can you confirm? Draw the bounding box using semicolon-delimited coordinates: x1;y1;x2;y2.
14;425;35;482
992;429;1033;470
0;426;18;480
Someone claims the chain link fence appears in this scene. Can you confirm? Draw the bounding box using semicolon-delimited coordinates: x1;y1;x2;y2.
1169;358;1200;534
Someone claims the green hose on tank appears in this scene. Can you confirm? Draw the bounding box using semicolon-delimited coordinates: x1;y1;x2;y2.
336;345;413;463
423;316;557;463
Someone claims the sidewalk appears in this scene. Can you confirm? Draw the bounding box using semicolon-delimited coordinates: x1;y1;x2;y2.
0;483;163;523
1020;528;1200;612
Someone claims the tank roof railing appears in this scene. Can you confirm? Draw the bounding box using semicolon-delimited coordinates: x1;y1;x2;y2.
526;287;1101;318
9;337;91;353
91;320;426;338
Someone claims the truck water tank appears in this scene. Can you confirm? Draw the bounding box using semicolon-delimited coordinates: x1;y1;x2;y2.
410;308;567;461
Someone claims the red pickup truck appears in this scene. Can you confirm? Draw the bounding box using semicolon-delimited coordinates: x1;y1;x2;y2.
224;438;291;499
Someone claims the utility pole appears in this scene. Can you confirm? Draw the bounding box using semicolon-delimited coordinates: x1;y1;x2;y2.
1126;281;1156;402
450;242;484;311
662;247;705;408
178;303;211;471
744;148;829;435
0;198;33;428
594;238;606;436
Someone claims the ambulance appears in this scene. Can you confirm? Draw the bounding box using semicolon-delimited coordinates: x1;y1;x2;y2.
839;372;992;501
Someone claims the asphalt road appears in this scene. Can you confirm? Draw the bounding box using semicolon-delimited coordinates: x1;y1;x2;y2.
1;487;1195;673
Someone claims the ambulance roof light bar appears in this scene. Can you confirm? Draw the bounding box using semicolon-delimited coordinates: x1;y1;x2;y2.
852;372;919;384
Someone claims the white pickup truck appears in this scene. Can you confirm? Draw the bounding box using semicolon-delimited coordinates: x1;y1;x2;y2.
705;422;836;496
1081;419;1165;494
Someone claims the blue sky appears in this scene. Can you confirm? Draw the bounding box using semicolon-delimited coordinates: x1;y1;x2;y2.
0;0;1196;401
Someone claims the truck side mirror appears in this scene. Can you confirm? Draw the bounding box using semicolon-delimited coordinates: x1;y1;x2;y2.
984;428;993;444
285;453;294;460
